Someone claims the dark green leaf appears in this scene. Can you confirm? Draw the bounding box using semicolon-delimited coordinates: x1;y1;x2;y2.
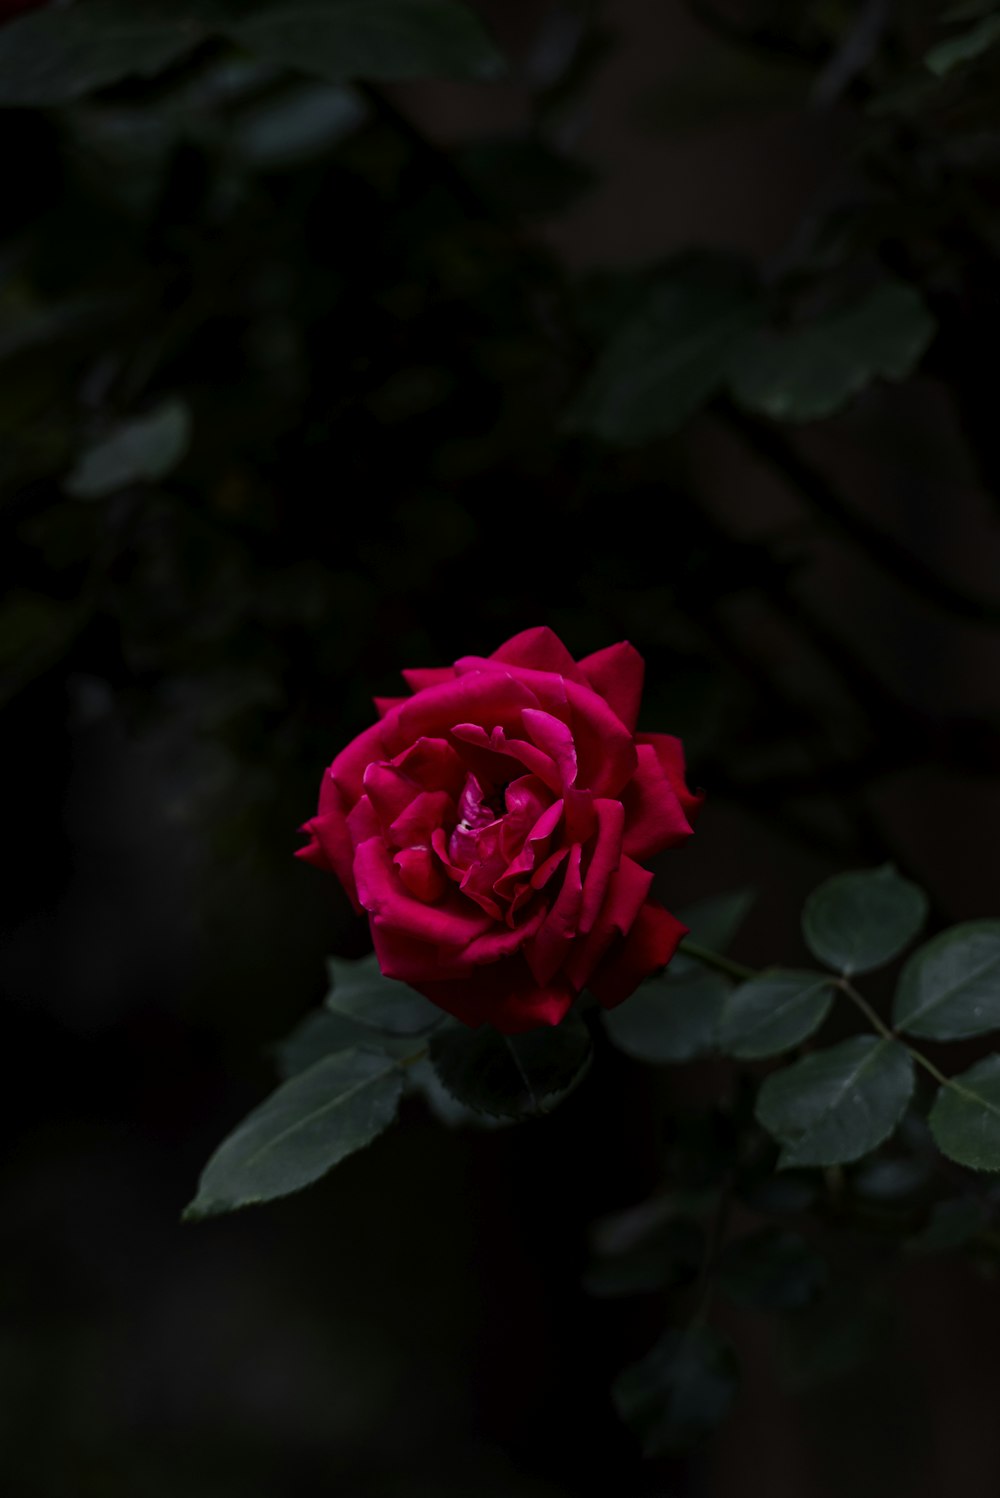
0;2;209;107
325;953;444;1035
65;400;191;498
613;1325;739;1454
275;1007;372;1078
893;920;1000;1040
909;1196;990;1255
404;1056;506;1129
184;1048;403;1218
568;269;759;446
780;1286;890;1390
756;1036;915;1168
602;970;730;1063
926;14;1000;76
226;1;506;85
719;969;835;1059
802;864;928;976
718;1229;827;1311
728;283;935;423
428;1012;591;1119
929;1055;1000;1172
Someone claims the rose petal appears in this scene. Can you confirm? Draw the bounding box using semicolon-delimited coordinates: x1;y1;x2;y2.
374;696;408;718
562;855;653;991
393;846;446;903
521;707;577;789
392;736;465;795
578;641;644;733
635;733;703;824
388;671;539;751
488;625;586;681
578;799;625;933
588;901;688;1010
401;666;456;693
621;743;697;861
523;843;584;986
389;789;454;849
418;955;575;1032
354;837;492;945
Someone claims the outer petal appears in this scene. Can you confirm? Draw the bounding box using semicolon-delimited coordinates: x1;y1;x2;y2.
621;743;697;861
578;641;645;733
635;733;704;825
563;855;653;992
578;799;625;933
387;670;539;751
418;955;575;1033
488;626;586;681
588;901;688;1010
401;666;457;693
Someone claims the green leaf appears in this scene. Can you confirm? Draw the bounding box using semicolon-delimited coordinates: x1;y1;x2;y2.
226;1;506;85
602;970;730;1063
567;267;759;446
717;1229;827;1311
892;920;1000;1040
428;1012;591;1120
756;1036;915;1168
0;2;209;107
613;1325;739;1454
728;283;935;423
929;1055;1000;1172
718;969;835;1059
669;887;755;978
325;953;444;1036
802;863;928;976
65;400;191;498
926;14;1000;76
275;1007;372;1078
184;1048;403;1218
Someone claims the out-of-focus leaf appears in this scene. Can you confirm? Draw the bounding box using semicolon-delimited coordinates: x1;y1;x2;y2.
602;970;730;1063
65;400;191;498
926;13;1000;76
728;282;935;423
458;135;597;218
613;1325;739;1454
228;82;366;168
718;1229;828;1311
226;1;506;85
567;267;759;445
0;1;210;107
670;888;756;978
929;1056;1000;1171
634;47;806;135
756;1036;914;1168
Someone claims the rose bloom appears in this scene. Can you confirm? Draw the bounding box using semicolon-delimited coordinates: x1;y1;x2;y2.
298;627;701;1033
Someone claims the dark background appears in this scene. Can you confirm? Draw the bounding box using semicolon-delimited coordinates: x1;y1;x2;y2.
4;1;1000;1493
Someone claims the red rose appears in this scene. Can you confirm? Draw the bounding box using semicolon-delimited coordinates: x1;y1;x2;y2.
298;627;701;1033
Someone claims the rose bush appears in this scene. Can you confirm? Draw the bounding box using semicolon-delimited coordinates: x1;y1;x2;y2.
299;627;701;1032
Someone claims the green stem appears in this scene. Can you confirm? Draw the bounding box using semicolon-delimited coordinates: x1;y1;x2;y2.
837;980;951;1086
677;939;756;984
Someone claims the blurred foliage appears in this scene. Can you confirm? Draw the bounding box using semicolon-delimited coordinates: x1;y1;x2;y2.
8;0;1000;1487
